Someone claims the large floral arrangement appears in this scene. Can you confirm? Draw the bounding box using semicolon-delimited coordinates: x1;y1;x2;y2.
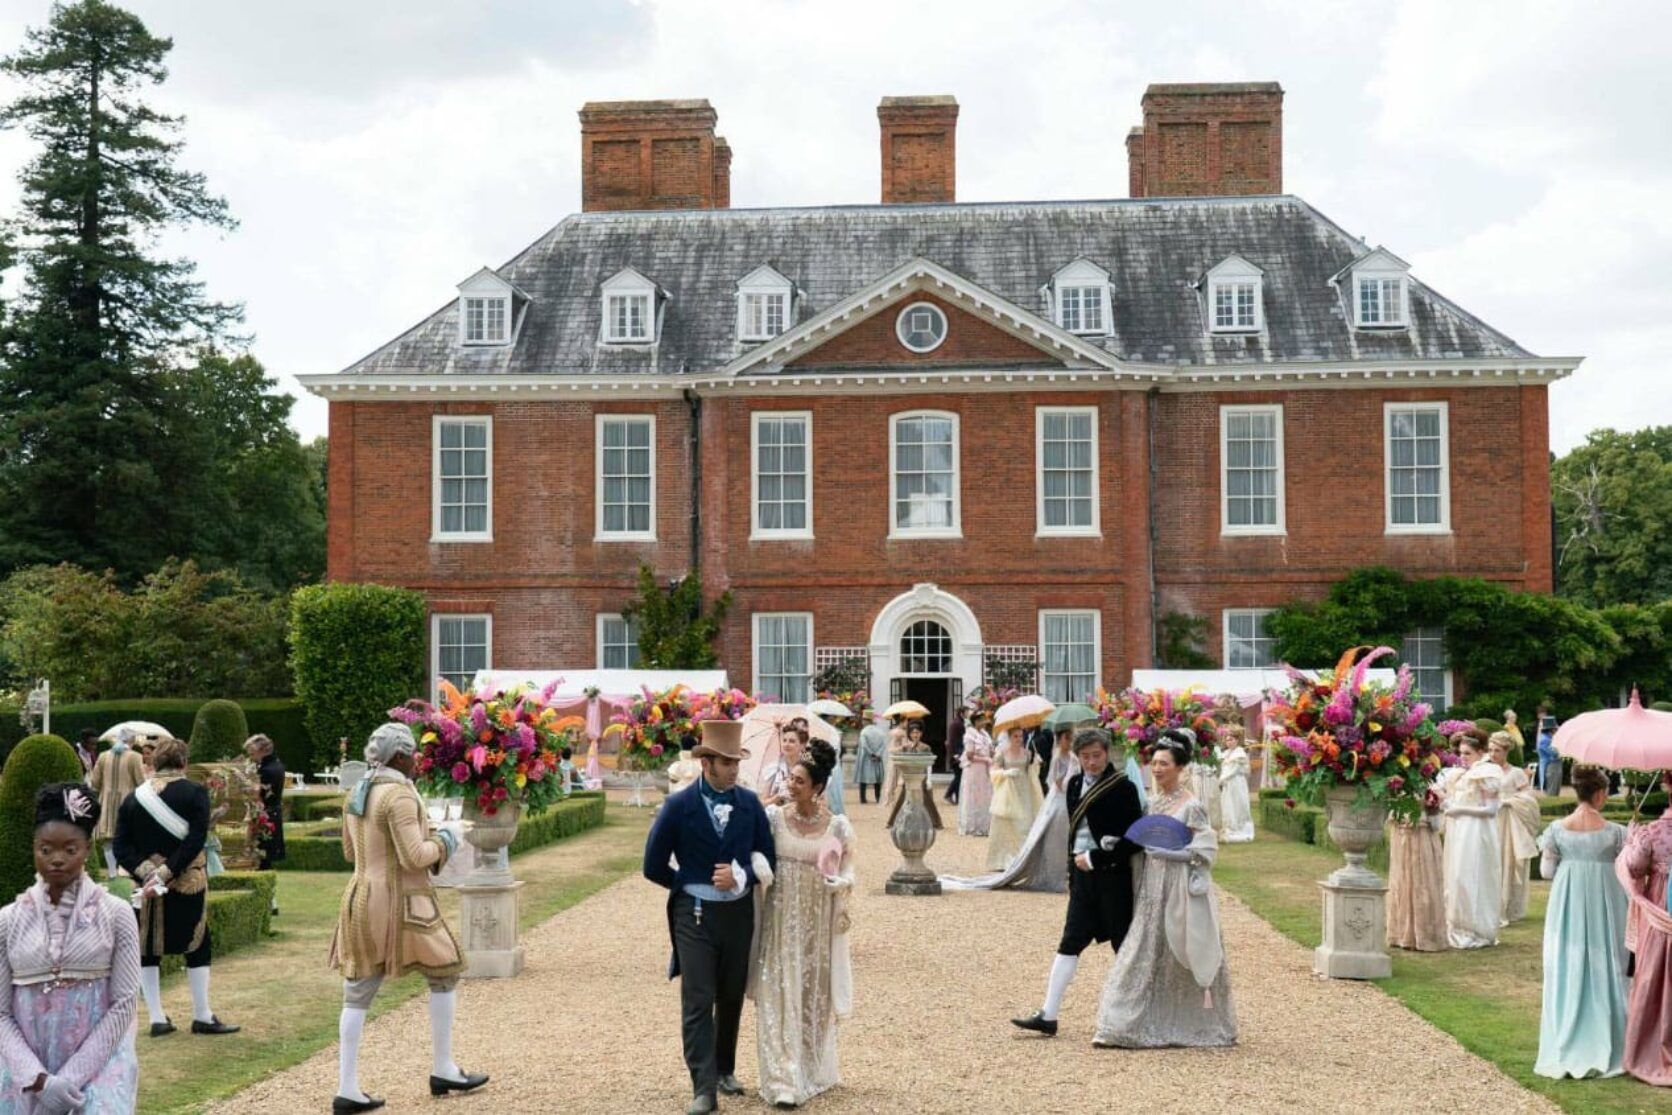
610;686;758;772
391;680;572;816
690;687;757;723
966;684;1023;723
1096;686;1223;767
1265;647;1450;822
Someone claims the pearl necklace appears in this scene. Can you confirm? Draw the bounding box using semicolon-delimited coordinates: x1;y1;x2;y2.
1151;786;1189;814
786;802;830;835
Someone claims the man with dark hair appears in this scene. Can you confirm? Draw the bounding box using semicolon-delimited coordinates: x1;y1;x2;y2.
944;707;966;804
1013;727;1142;1037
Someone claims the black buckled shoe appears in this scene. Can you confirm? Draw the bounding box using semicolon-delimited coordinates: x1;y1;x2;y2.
717;1073;745;1096
1011;1010;1059;1036
332;1096;386;1113
149;1019;176;1038
191;1016;240;1035
429;1071;489;1097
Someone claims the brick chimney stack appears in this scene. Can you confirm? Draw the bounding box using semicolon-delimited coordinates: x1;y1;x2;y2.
878;95;958;204
578;99;728;212
1126;82;1283;199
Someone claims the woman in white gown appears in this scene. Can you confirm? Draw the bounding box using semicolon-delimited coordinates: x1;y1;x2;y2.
957;712;994;837
1489;730;1539;925
1437;732;1503;949
986;728;1043;871
752;740;856;1109
1093;731;1236;1049
1217;727;1255;843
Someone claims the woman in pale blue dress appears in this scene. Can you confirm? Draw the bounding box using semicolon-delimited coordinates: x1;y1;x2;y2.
1535;765;1628;1079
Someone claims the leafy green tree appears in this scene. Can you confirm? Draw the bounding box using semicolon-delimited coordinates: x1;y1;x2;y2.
621;564;732;669
1553;427;1672;608
0;0;241;579
289;583;425;765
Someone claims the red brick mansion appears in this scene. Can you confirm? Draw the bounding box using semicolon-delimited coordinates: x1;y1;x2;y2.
308;83;1577;741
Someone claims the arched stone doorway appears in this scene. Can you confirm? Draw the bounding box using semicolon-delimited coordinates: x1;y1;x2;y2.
868;584;983;774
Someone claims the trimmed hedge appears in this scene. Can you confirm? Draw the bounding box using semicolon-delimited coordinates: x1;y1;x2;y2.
289;583;426;769
0;734;86;900
1257;796;1388;874
286;792;345;823
189;699;249;763
15;698;312;781
158;870;276;976
274;791;608;872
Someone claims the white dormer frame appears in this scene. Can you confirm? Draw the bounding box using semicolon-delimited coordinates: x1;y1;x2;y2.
600;267;661;347
736;265;795;343
1202;254;1265;334
1335;247;1412;330
1047;259;1113;336
456;268;525;347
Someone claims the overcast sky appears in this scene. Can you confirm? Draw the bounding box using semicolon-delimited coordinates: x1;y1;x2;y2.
0;0;1664;453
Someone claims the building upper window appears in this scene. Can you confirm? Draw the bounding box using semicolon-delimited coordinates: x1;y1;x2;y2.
596;414;655;539
1050;259;1113;335
432;614;490;697
752;411;811;539
753;613;812;703
456;267;523;348
1338;247;1411;329
890;411;959;537
1203;255;1264;334
1037;407;1098;536
1040;610;1099;703
432;416;492;541
1223;608;1277;668
598;613;641;669
895;302;948;353
1221;404;1285;536
600;267;659;345
1401;626;1451;710
899;619;953;675
736;265;794;342
1358;277;1405;327
1385;402;1450;533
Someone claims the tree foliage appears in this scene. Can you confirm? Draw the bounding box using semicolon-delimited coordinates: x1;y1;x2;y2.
620;564;732;670
289;582;425;765
1553;427;1672;609
1155;611;1215;669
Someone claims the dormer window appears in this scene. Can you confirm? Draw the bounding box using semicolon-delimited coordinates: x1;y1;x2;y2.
1203;254;1264;333
600;267;660;346
1049;259;1112;336
735;265;795;342
456;267;526;348
1335;247;1412;330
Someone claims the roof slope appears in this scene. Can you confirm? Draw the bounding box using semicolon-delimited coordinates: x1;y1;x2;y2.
339;195;1531;378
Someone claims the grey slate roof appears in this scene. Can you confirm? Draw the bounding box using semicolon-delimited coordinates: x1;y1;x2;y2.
338;195;1531;378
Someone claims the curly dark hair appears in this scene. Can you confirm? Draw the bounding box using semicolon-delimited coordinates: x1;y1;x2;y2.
797;739;838;792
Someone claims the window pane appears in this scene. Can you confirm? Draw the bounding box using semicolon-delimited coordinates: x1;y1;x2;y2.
600;419;653;534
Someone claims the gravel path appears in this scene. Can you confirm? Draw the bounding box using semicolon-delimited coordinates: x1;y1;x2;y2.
212;799;1553;1114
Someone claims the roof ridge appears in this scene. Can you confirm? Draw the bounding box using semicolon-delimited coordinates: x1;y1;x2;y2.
562;194;1307;221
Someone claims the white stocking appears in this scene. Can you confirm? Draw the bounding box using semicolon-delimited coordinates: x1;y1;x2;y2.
1041;953;1079;1021
139;966;166;1026
429;989;463;1081
186;965;214;1024
337;1007;368;1102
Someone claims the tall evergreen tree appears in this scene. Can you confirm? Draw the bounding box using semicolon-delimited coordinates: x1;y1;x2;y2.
0;0;241;576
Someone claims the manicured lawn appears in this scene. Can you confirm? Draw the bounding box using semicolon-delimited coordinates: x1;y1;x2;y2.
134;804;651;1114
1216;832;1672;1115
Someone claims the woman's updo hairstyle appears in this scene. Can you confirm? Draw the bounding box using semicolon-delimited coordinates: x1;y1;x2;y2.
35;782;100;839
798;739;838;792
1570;765;1609;803
1155;727;1195;769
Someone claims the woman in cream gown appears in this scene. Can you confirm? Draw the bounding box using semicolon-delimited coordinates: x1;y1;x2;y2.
1217;728;1255;843
957;712;994;837
753;741;856;1109
1489;731;1540;925
1437;734;1503;949
1093;733;1236;1049
986;729;1043;871
1385;784;1448;952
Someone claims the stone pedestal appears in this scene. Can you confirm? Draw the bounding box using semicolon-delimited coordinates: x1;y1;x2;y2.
1312;786;1392;980
458;879;525;979
885;752;940;896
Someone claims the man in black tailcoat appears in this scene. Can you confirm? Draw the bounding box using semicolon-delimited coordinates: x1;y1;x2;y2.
1012;726;1143;1036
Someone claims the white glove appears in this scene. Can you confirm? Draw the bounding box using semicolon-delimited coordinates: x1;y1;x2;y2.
36;1075;85;1114
1147;847;1193;863
822;874;852;896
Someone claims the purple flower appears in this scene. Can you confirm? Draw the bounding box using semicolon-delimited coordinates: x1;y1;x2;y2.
470;703;489;734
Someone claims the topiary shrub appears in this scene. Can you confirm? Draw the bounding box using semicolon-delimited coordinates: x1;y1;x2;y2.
0;733;85;900
189;699;250;762
1654;701;1672;713
290;583;425;768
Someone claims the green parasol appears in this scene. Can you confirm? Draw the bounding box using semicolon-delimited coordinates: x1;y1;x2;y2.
1041;703;1099;731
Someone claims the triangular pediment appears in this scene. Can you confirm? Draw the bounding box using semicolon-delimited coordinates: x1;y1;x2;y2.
785;292;1065;369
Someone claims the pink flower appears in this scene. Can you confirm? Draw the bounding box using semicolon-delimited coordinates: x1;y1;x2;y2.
492;786;508;802
451;762;470;783
650;743;664;756
468;745;489;772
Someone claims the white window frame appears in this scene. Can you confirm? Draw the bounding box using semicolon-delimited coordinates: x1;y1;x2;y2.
888;409;961;539
595;413;657;541
1038;609;1101;704
596;613;641;670
1355;273;1409;328
1219;404;1286;537
1056;284;1108;335
430;415;493;543
599;268;658;346
1050;258;1113;336
461;295;510;345
1401;627;1454;710
894;301;948;353
1222;608;1278;669
1203;254;1265;334
736;265;794;343
750;410;813;540
752;612;814;703
430;613;491;700
1383;401;1451;535
1035;406;1100;538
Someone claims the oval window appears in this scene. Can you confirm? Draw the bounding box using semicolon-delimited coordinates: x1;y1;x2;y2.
895;302;948;353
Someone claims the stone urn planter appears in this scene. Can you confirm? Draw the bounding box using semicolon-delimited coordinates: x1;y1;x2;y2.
460;799;525;979
885;752;940;896
1313;784;1392;980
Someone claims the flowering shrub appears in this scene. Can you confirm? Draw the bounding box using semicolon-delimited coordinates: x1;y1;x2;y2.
390;679;573;816
610;686;757;772
1095;686;1223;768
966;685;1022;723
1266;647;1451;822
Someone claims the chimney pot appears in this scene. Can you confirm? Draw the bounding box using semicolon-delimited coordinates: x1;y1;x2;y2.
878;95;958;204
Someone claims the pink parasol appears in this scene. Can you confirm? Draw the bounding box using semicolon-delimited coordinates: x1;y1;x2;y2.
1553;688;1672;771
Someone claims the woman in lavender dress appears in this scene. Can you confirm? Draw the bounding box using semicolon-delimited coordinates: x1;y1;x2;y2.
0;782;141;1113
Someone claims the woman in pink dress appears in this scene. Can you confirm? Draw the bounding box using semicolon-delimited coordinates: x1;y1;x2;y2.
957;711;994;837
1619;773;1672;1084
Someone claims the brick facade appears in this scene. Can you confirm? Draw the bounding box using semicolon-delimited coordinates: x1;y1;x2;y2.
1128;83;1283;199
878;96;958;205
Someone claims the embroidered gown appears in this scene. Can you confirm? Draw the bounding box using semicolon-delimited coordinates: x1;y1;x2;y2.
941;750;1074;893
1092;796;1236;1049
1385;812;1447;952
986;739;1042;871
1217;748;1255;843
753;807;855;1108
1618;817;1672;1085
1438;762;1503;949
1496;764;1540;925
957;728;993;837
